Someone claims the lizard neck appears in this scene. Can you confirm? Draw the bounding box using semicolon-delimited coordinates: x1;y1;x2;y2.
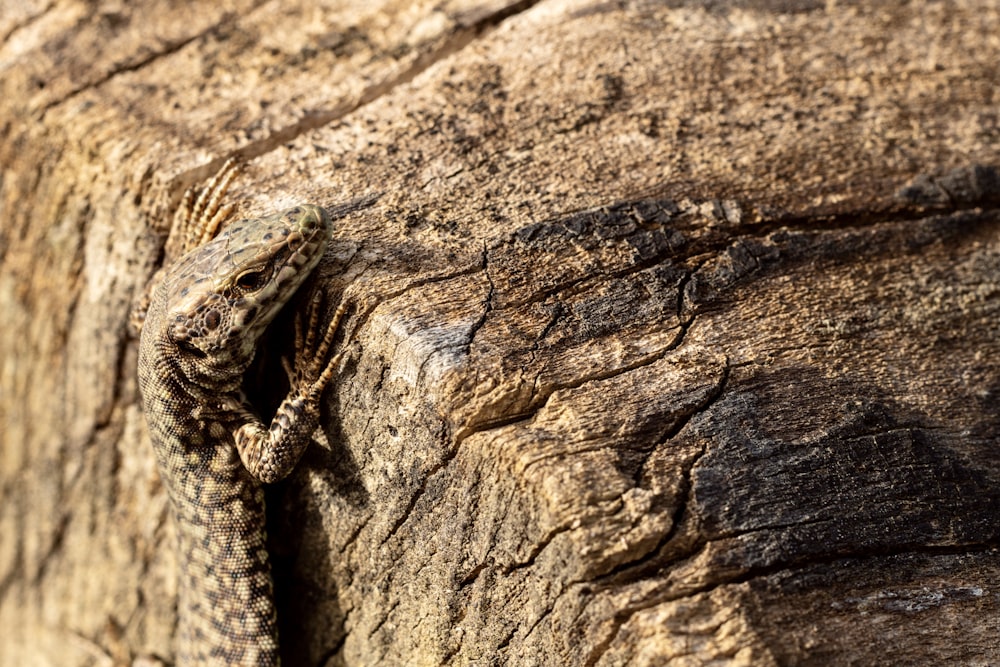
138;307;280;666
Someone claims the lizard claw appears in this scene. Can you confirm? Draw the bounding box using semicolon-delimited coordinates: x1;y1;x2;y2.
291;288;350;401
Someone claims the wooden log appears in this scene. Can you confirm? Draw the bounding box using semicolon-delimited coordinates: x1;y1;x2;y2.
1;0;998;664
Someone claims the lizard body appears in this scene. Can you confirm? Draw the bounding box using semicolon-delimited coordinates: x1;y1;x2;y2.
136;162;343;665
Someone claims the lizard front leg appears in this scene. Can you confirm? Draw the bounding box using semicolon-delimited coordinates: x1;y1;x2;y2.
234;294;349;484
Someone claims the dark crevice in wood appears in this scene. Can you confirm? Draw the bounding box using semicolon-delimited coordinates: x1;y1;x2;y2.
634;357;730;487
454;328;688;446
333;515;368;567
457;559;489;589
715;540;997;606
365;599;400;641
517;602;556;653
454;409;539;443
495;628;515;653
463;242;495;355
0;0;55;47
742;165;1000;237
313;631;347;667
529;301;565;352
582;540;1000;667
674;264;698;326
576;362;730;594
569;165;1000;273
331;258;484;386
528;320;686;406
28;511;71;587
0;554;22;610
501;524;574;576
379;421;455;548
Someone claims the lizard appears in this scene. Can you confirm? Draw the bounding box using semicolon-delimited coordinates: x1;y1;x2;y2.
135;159;346;666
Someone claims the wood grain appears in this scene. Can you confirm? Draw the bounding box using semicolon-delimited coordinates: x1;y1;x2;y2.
1;0;998;664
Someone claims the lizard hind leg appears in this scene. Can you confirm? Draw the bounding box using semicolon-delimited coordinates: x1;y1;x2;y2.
165;157;242;262
130;158;241;337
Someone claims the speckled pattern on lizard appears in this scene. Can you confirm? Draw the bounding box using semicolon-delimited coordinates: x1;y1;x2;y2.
135;160;345;666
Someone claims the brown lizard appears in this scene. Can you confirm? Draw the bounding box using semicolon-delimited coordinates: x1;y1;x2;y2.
136;160;345;665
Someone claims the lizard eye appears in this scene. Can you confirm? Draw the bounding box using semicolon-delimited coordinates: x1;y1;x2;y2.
235;268;269;292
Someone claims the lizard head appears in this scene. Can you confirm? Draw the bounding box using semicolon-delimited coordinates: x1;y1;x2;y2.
163;204;332;379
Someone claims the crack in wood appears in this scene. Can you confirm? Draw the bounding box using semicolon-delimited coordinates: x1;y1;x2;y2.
200;0;546;171
581;540;995;667
462;242;495;355
38;9;252;118
0;1;53;47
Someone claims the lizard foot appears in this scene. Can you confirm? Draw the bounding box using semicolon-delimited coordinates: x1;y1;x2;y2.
283;289;350;405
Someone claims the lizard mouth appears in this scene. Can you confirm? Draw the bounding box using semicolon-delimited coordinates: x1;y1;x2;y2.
176;338;207;358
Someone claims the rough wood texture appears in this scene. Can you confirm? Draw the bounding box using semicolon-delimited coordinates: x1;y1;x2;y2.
2;0;999;665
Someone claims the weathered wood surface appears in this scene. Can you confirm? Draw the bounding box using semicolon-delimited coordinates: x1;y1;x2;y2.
2;0;999;664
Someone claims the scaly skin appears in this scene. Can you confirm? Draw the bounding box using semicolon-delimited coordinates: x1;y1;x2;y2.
136;162;343;666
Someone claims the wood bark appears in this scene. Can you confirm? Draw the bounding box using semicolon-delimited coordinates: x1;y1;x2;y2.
2;0;999;665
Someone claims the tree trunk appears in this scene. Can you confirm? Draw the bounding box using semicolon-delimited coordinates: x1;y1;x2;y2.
2;0;999;665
